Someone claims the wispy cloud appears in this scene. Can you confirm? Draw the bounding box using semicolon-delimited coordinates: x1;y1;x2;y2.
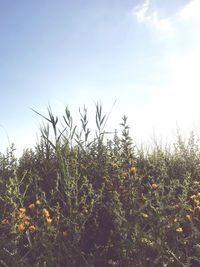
133;0;200;32
129;0;200;142
134;0;150;22
133;0;173;33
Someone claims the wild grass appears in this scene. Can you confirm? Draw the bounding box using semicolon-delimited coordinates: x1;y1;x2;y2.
1;103;200;266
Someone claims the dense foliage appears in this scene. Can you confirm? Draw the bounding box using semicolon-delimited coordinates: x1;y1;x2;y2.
1;104;200;266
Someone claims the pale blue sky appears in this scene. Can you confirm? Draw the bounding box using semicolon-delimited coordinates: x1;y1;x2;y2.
0;0;200;156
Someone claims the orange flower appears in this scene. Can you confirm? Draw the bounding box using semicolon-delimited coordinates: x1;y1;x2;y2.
23;215;30;221
19;208;26;213
29;225;36;232
46;217;52;225
151;183;158;189
121;172;128;178
43;208;50;218
19;213;26;219
24;219;30;226
17;224;25;233
28;203;35;209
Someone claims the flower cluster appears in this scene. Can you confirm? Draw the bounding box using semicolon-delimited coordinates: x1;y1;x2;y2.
42;208;52;225
190;192;200;211
15;199;52;233
17;207;35;233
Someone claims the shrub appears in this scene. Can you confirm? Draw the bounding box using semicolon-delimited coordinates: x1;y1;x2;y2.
1;103;200;266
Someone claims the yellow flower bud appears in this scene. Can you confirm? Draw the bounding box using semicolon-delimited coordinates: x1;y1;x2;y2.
130;166;137;174
28;203;35;209
176;227;183;233
151;183;158;189
43;208;50;218
19;208;26;213
36;199;41;206
46;217;52;225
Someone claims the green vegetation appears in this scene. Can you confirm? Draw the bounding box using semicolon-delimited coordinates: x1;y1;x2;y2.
1;103;200;266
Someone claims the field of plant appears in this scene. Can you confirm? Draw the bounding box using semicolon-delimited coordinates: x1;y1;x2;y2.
1;103;200;267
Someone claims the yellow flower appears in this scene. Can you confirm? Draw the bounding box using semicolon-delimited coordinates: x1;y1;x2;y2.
194;199;200;205
19;212;26;219
111;163;118;169
24;219;30;226
19;208;26;213
1;219;9;225
130;166;137;174
43;208;50;218
141;213;149;218
28;203;35;209
186;214;192;222
36;199;41;206
17;224;25;233
151;183;158;189
46;217;52;225
176;227;183;233
190;195;196;200
29;225;36;232
23;215;30;221
197;192;200;197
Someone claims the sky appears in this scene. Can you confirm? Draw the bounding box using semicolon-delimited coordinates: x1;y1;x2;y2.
0;0;200;156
